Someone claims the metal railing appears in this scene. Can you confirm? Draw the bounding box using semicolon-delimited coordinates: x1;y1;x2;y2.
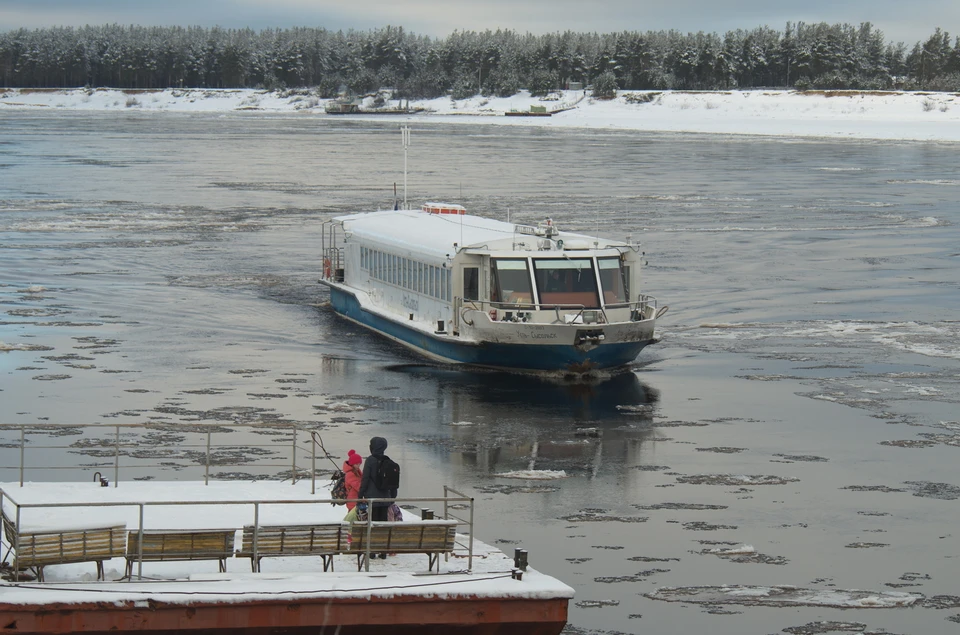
0;423;333;492
320;219;344;282
0;487;475;581
459;294;659;325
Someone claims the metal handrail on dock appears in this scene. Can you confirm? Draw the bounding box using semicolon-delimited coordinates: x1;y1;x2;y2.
0;423;333;491
0;487;475;581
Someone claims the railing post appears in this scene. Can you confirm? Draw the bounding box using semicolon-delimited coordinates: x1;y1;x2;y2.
19;426;25;487
137;503;144;580
311;435;316;495
291;428;297;485
252;502;260;572
468;496;475;571
443;485;449;522
364;499;374;572
205;431;211;486
14;505;21;582
442;487;450;564
114;426;119;487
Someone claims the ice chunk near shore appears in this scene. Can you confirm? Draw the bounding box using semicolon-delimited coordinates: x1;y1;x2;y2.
646;584;921;608
708;544;756;555
496;470;568;480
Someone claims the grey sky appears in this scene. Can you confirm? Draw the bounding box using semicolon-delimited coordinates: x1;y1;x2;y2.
1;0;954;46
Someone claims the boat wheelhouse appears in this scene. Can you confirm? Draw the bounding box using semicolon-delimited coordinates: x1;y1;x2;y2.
320;203;666;373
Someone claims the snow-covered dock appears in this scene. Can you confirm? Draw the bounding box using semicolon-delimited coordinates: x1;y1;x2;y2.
0;481;573;635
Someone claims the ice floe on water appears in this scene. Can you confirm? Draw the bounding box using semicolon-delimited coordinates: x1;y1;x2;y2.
312;401;368;413
707;544;756;555
495;469;568;480
645;585;922;608
676;474;801;486
0;341;54;352
685;320;960;362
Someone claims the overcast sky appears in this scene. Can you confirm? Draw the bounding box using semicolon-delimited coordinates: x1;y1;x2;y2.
1;0;954;46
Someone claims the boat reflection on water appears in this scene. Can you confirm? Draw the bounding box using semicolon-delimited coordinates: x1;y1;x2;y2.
383;365;660;478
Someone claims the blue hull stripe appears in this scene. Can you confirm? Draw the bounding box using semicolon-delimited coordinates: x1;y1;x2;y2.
329;287;651;371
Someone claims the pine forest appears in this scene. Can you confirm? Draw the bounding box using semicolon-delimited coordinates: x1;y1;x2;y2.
2;22;959;97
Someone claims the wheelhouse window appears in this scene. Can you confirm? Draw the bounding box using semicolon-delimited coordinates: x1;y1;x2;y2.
598;257;629;304
491;258;533;305
533;258;600;308
463;267;479;301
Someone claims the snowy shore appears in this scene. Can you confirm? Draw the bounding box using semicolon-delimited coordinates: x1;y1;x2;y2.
3;87;959;142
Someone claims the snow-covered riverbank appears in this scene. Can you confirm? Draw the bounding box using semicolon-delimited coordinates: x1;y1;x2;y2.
3;87;959;142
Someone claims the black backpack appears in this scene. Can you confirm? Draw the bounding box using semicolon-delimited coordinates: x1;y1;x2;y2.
330;469;347;505
374;455;400;491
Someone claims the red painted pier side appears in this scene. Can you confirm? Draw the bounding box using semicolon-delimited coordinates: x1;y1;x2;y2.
1;593;569;635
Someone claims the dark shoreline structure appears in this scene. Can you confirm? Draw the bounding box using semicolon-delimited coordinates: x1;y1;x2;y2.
1;23;958;96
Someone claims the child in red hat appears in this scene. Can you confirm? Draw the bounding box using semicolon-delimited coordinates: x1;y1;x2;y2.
341;449;363;511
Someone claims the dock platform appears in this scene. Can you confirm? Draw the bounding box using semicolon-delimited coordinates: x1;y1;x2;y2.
0;481;572;634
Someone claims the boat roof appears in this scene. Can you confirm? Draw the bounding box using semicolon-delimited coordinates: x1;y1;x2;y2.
334;208;627;258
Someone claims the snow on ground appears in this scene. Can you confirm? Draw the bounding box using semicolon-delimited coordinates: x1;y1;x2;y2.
2;87;959;141
0;480;574;603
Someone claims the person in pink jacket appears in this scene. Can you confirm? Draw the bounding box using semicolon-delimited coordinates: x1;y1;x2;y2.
342;449;363;511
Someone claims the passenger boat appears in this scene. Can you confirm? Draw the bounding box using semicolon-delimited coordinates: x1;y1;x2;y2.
319;202;666;373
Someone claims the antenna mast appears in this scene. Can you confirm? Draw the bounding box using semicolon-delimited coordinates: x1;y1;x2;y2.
401;125;411;210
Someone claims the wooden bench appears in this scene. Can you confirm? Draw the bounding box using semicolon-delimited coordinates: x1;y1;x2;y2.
1;509;125;582
348;520;457;572
236;523;348;572
125;529;236;578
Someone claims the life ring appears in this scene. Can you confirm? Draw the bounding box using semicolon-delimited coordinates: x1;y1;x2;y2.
323;257;332;279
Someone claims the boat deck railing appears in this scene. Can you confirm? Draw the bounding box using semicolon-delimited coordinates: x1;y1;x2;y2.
320;220;345;282
458;294;659;327
0;486;476;580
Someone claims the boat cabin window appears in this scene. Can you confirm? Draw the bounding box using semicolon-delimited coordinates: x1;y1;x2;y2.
598;257;629;304
463;267;479;301
533;258;600;308
491;258;534;305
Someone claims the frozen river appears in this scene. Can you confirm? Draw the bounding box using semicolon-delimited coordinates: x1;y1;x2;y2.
2;111;960;634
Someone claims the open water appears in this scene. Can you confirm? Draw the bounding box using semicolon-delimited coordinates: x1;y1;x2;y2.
2;111;960;634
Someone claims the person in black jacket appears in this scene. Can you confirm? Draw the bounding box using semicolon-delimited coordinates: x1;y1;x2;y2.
359;436;397;523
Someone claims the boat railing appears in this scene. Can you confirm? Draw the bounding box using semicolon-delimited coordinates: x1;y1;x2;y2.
0;486;476;580
320;220;345;282
322;246;344;281
460;294;659;324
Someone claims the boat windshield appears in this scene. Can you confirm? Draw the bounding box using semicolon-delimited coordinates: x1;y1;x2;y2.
533;258;600;308
598;257;629;304
491;258;534;305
